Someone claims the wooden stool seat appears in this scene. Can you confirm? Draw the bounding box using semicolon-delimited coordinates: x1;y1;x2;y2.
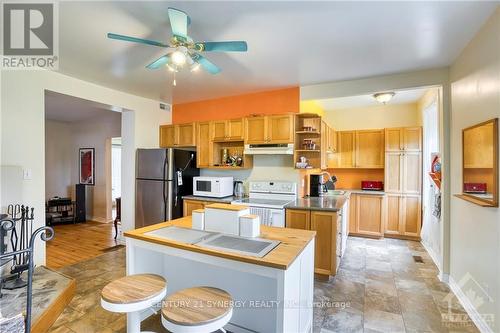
161;287;232;332
101;274;166;305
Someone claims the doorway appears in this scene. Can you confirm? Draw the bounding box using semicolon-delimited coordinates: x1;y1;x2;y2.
44;91;123;269
111;137;122;221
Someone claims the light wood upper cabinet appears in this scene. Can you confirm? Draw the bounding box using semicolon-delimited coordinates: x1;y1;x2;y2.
245;115;294;144
160;123;196;147
355;130;384;168
227;118;244;140
245;117;267;144
211;120;227;141
285;209;310;230
268;115;294;143
197;122;212;168
337;131;356;168
178;123;196;146
310;211;336;276
328;127;337;153
356;195;383;237
385;127;422;152
160;125;176;148
403;127;422;151
385;128;403;151
211;118;245;142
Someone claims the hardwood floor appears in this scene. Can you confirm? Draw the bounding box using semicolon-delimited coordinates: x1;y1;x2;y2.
46;221;119;269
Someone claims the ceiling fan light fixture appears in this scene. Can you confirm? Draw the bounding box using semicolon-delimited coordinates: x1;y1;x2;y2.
373;92;395;104
166;62;178;72
190;62;201;72
171;49;187;65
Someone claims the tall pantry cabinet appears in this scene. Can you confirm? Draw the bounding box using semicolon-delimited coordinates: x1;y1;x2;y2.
384;127;422;239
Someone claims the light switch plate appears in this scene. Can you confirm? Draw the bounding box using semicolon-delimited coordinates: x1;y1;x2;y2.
23;168;32;180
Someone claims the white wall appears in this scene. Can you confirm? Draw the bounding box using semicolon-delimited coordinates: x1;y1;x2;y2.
323;103;421;130
1;70;170;265
450;7;499;332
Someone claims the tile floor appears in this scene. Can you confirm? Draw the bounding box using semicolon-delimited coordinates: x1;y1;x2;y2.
48;237;480;333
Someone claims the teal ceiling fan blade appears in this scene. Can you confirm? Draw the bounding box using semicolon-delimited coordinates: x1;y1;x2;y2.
146;55;170;69
192;53;220;74
196;41;248;52
168;7;190;39
107;33;170;48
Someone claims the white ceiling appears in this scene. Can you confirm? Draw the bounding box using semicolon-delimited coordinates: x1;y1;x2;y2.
45;91;121;122
316;88;429;110
57;1;497;104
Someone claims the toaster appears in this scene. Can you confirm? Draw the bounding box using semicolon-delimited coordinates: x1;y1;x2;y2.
361;181;384;191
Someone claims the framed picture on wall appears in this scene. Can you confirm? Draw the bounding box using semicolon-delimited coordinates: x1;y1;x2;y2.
79;148;95;185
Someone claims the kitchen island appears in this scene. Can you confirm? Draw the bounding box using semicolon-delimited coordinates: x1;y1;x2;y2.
124;216;316;333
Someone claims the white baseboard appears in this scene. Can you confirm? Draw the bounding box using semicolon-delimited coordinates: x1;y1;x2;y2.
420;240;442;271
447;276;494;333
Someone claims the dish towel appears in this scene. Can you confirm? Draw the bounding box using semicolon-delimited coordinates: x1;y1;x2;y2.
433;191;441;219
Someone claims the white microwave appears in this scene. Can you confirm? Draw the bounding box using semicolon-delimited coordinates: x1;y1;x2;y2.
193;177;234;198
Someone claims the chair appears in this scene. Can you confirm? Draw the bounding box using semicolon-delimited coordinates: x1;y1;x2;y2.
101;274;167;333
114;197;121;239
161;286;233;333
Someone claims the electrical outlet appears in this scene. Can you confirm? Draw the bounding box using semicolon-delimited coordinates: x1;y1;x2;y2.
23;168;32;180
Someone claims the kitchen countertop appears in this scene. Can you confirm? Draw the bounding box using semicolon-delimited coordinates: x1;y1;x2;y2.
286;189;385;212
124;216;316;270
286;196;348;212
182;195;238;203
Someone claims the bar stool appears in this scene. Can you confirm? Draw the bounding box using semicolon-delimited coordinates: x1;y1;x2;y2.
101;274;167;333
161;286;233;333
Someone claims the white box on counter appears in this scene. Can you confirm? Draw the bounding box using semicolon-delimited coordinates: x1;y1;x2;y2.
192;209;205;230
204;203;250;236
239;214;260;238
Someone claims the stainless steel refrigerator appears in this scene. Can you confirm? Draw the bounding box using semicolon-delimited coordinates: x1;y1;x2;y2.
135;149;199;228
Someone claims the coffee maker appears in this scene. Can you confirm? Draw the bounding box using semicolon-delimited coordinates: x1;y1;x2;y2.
309;172;337;197
310;174;328;197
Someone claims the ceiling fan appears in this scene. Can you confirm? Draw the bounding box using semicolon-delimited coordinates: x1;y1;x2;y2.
107;7;248;76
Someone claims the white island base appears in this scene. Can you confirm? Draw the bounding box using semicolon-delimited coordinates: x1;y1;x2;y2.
126;237;314;333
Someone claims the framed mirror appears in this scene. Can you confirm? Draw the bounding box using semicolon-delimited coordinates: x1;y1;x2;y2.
459;118;498;207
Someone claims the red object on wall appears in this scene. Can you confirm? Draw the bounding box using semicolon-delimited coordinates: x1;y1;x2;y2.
361;181;384;191
172;87;300;124
464;183;487;194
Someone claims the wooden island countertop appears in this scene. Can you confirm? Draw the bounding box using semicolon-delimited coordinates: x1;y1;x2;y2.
124;216;316;270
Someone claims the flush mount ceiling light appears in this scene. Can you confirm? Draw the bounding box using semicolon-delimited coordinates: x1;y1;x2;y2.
373;92;396;104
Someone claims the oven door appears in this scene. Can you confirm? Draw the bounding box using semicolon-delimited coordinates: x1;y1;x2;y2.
248;206;285;228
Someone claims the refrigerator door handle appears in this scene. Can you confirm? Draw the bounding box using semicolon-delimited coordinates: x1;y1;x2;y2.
166;180;173;221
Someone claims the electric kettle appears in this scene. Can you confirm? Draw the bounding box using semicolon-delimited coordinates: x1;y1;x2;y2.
234;180;244;198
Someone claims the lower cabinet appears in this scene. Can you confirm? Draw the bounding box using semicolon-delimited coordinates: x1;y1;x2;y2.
384;194;421;238
285;209;341;279
349;194;384;238
183;199;219;216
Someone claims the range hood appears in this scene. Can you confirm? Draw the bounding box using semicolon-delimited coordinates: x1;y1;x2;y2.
244;143;294;155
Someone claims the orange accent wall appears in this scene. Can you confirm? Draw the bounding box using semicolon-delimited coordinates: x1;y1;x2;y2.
327;169;385;190
172;87;300;124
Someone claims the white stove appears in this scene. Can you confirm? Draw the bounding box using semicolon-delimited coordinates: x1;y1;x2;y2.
232;181;297;227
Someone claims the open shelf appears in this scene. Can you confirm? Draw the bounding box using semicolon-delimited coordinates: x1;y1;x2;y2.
295;131;321;135
212;141;252;169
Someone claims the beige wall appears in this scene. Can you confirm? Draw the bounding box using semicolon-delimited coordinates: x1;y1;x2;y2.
45;121;73;199
323;102;420;130
450;7;499;332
